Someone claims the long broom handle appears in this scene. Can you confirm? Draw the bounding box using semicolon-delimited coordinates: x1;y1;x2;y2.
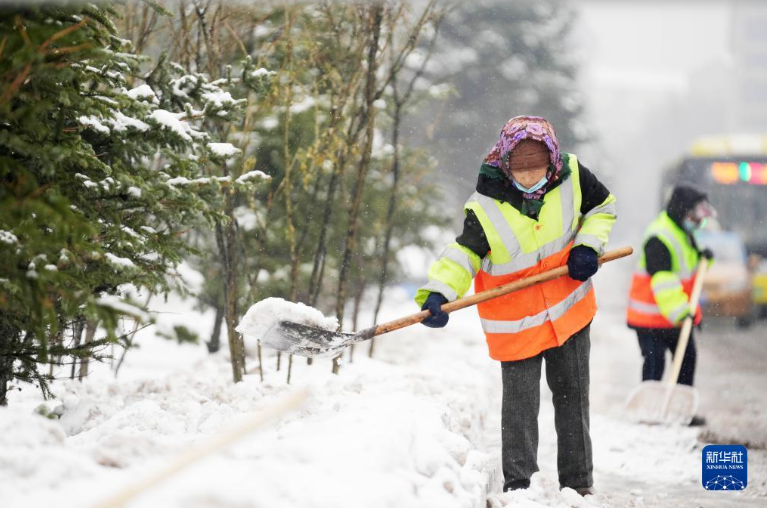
372;246;634;337
661;259;708;417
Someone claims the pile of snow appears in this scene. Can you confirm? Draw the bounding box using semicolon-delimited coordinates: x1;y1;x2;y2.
237;297;338;338
0;288;497;508
236;297;339;354
0;410;100;499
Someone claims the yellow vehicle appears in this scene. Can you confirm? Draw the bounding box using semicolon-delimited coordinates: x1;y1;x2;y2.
753;259;767;318
697;230;754;327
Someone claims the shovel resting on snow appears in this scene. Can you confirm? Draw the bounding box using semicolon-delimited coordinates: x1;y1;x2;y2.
261;246;634;358
624;259;708;426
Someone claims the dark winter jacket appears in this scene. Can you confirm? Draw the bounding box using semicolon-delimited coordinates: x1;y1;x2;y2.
455;156;612;258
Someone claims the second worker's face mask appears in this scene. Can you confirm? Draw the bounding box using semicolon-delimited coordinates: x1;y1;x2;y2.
683;200;718;231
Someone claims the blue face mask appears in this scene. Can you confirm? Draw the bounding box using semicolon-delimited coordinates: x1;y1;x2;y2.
682;218;699;232
513;175;548;194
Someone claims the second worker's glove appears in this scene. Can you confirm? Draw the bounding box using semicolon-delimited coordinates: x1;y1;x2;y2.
567;245;599;282
701;247;714;260
421;292;449;328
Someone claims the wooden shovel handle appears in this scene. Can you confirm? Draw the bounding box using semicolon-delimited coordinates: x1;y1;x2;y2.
659;258;708;419
372;246;634;337
665;259;708;387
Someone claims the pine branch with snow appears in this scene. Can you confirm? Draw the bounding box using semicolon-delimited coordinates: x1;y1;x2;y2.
0;4;272;402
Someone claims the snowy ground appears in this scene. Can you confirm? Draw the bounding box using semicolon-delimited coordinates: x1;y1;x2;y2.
1;261;766;508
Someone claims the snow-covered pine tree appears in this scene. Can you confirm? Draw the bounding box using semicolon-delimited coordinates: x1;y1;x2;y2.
0;3;271;403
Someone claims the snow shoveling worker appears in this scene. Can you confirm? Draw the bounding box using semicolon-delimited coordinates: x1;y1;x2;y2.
626;184;716;426
415;116;616;495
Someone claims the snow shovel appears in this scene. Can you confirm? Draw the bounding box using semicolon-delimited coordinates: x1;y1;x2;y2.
625;259;708;426
261;246;634;358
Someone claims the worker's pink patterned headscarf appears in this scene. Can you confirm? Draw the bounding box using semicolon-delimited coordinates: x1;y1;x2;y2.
484;116;564;198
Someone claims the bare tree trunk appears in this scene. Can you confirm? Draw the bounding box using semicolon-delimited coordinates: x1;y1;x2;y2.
348;281;366;363
307;163;341;307
334;4;384;374
257;342;264;381
309;244;326;307
48;324;65;378
370;106;401;357
217;180;246;383
225;213;245;382
78;321;97;381
0;355;10;406
0;321;19;406
207;303;224;353
282;10;299;384
70;319;85;379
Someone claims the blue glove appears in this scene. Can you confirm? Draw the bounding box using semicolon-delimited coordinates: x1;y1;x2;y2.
567;245;599;282
421;292;449;328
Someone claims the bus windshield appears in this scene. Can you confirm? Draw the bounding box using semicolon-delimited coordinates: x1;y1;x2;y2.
679;158;767;254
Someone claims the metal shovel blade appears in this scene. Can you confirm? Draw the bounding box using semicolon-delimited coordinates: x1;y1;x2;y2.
260;321;376;359
625;380;699;426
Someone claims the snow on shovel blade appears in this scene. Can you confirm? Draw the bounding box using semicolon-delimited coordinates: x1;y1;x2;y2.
261;321;376;359
625;380;699;426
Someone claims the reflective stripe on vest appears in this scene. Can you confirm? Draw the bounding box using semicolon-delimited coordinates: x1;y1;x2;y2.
627;296;689;325
480;279;593;333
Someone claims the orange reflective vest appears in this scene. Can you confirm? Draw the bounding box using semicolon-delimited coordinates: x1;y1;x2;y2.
415;154;617;361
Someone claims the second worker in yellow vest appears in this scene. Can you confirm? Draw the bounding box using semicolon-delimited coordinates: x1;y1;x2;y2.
416;116;616;494
626;184;716;427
